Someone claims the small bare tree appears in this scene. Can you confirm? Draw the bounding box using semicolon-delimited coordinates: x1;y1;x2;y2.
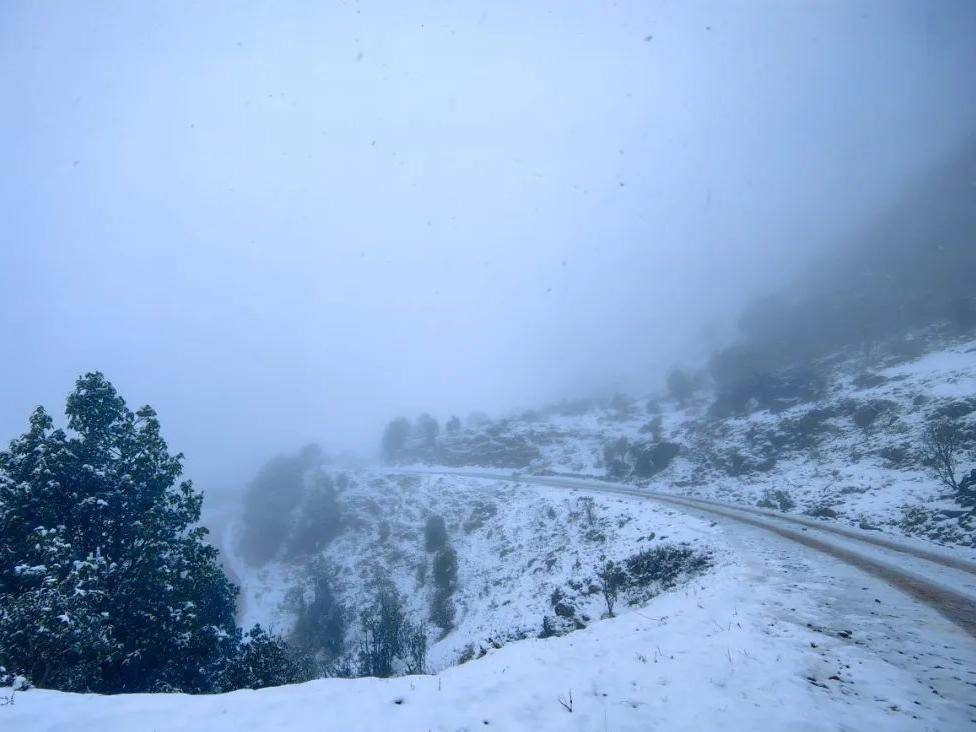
596;560;626;617
580;496;596;525
557;689;573;713
922;419;963;492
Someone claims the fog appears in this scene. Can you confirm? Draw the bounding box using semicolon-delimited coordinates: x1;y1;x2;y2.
2;1;975;489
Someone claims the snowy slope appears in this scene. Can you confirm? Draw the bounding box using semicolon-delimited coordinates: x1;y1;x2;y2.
9;521;975;731
222;473;717;671
416;334;976;547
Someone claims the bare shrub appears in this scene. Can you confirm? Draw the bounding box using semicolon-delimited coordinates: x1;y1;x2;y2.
357;589;426;678
922;419;964;491
596;560;626;617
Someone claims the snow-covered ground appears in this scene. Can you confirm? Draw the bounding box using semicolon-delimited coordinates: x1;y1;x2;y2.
10;503;976;731
222;473;717;670
420;334;976;547
7;334;976;730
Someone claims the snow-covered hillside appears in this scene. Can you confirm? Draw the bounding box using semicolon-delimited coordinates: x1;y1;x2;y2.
10;517;976;731
222;473;716;672
7;333;975;731
395;333;976;547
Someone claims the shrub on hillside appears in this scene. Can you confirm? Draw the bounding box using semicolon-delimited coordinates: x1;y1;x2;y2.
430;545;459;631
462;500;498;533
775;407;839;450
583;546;713;618
623;545;710;591
218;626;315;691
424;514;448;552
634;441;680;477
757;489;796;512
604;438;680;479
288;563;347;668
921;418;970;493
357;589;426;677
852;399;898;429
596;560;626;617
709;351;827;416
436;429;541;469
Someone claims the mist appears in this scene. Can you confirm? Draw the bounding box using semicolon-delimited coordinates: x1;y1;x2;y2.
2;0;975;489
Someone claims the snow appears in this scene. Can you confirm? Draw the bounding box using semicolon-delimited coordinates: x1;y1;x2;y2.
447;335;976;548
9;524;975;731
882;343;976;398
7;334;976;729
220;473;719;670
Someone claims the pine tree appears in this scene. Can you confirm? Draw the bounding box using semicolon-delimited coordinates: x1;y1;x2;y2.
0;373;241;692
380;418;411;463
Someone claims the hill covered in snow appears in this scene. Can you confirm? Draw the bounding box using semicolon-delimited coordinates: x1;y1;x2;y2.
221;471;715;676
385;330;976;548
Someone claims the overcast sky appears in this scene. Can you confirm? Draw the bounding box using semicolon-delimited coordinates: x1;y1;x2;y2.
2;1;975;488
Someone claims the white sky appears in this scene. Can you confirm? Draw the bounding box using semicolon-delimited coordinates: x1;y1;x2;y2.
2;1;975;487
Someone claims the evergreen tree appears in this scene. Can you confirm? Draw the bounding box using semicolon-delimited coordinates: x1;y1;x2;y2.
423;514;448;552
0;373;295;693
289;564;347;664
415;414;439;447
430;545;458;631
380;418;411;463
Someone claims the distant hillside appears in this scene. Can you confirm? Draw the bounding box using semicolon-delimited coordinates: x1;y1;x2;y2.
382;330;976;547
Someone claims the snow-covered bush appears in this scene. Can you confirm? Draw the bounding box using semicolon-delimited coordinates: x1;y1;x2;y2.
603;437;680;479
757;489;796;512
622;545;711;599
217;626;315;691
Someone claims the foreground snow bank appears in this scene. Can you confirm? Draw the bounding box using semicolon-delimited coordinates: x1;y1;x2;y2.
5;558;958;732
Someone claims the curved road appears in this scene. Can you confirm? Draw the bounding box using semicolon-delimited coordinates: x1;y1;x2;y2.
404;469;976;640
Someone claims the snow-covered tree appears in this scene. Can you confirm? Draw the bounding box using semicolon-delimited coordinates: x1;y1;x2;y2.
0;373;304;692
